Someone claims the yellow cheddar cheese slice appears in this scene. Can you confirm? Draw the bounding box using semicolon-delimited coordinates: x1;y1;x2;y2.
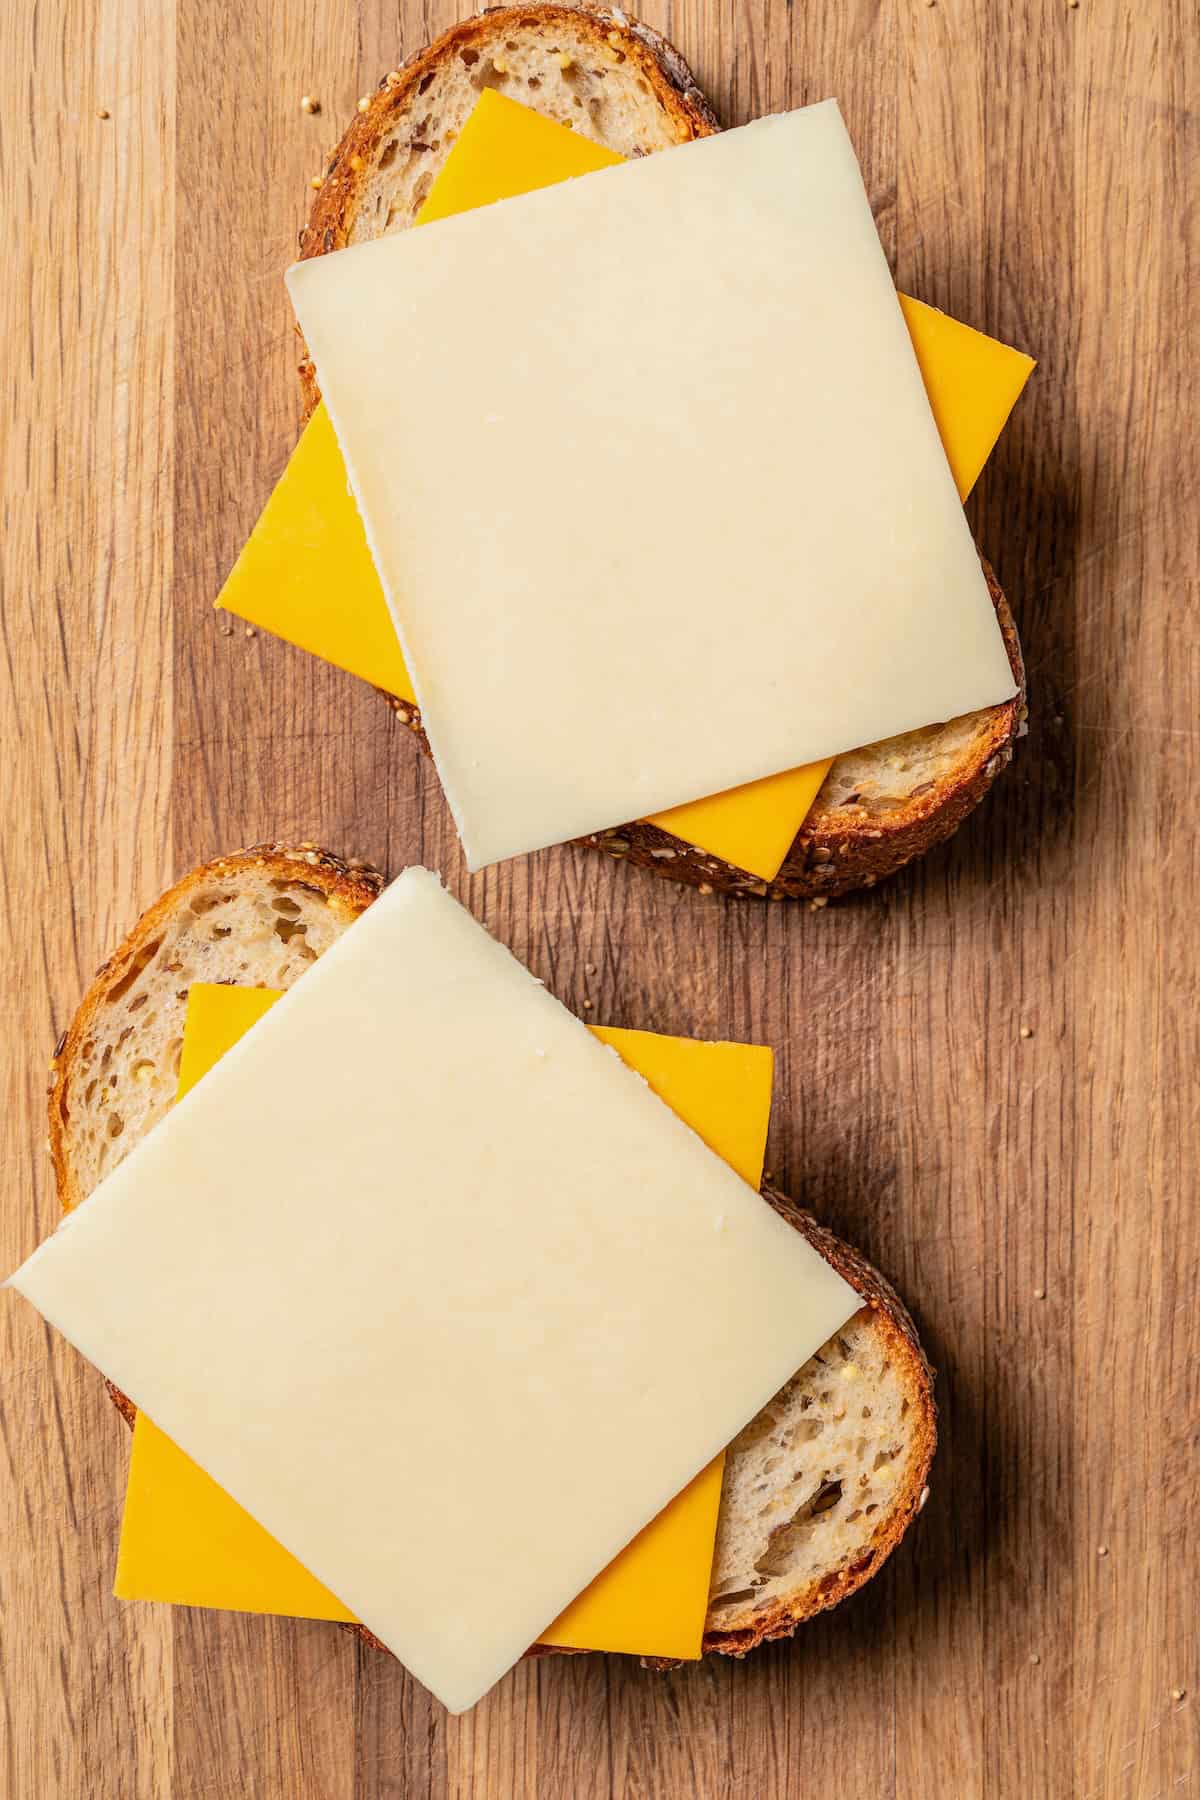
115;982;775;1661
218;92;1033;880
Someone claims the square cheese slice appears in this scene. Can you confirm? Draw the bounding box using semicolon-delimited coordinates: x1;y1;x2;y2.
115;986;775;1661
286;100;1018;868
220;94;1032;881
8;869;858;1712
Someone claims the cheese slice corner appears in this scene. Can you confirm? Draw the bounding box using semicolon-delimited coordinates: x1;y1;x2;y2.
218;404;414;700
897;294;1035;500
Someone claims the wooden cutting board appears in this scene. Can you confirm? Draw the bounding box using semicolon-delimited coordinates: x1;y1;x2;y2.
1;1;1196;1795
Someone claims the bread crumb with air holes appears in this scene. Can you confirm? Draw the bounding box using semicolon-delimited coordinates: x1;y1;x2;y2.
708;1304;932;1640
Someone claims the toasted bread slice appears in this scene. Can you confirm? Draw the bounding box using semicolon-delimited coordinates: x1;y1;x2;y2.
291;4;1025;899
50;848;935;1654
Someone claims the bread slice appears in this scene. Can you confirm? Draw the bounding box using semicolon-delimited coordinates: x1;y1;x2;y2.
290;4;1025;901
50;848;935;1654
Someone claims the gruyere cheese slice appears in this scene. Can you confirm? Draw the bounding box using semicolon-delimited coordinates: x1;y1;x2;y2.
8;869;857;1712
115;987;774;1660
219;92;1033;881
286;101;1018;869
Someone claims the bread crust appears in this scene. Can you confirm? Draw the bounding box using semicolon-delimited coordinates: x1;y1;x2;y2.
300;4;714;262
524;1185;936;1667
50;841;383;1214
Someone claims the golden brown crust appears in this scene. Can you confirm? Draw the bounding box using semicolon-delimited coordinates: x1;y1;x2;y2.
48;843;384;1430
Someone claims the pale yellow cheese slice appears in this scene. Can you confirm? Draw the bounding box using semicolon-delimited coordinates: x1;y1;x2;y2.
8;869;858;1711
115;987;774;1661
219;93;1032;881
288;102;1020;868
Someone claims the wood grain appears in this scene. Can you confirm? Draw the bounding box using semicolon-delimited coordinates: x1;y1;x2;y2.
2;1;1197;1795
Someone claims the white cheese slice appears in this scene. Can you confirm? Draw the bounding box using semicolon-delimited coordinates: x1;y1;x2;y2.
7;869;859;1713
286;99;1017;869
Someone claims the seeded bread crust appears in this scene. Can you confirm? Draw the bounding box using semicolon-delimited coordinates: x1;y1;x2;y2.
521;1185;935;1666
54;851;935;1662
